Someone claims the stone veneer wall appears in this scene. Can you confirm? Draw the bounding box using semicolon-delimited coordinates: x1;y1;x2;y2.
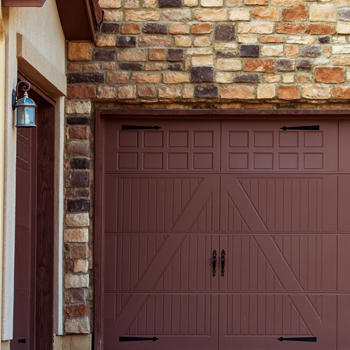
64;0;350;335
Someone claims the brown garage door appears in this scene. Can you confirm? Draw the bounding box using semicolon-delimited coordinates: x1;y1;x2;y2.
102;118;350;350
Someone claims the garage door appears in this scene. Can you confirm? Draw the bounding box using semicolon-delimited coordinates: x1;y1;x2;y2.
102;118;350;350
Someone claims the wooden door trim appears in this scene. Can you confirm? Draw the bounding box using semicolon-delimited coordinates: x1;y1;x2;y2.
31;128;38;348
93;108;347;349
35;104;55;349
96;108;350;119
18;72;56;106
94;109;105;350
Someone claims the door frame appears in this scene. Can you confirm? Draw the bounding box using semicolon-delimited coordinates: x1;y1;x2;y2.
13;74;56;349
93;108;350;350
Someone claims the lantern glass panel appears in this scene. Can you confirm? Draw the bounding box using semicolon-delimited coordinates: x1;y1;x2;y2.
15;102;37;128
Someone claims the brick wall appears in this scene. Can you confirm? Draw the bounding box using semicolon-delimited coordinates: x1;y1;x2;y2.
64;0;350;334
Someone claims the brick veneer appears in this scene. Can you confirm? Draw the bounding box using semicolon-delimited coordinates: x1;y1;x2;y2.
64;0;350;334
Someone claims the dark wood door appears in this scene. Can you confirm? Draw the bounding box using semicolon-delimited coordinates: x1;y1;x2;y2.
101;118;350;350
13;128;36;349
13;89;55;349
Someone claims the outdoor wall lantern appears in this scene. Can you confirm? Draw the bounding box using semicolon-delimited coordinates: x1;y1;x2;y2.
12;80;37;128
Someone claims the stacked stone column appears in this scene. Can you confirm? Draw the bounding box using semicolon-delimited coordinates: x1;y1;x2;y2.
64;97;92;333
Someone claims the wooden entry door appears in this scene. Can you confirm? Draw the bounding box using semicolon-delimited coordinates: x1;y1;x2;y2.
13;127;36;349
13;85;55;349
100;117;350;350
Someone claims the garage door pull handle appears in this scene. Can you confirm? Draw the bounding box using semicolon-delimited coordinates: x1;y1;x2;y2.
122;125;161;130
221;250;225;277
212;250;217;277
119;337;159;342
278;337;316;342
280;125;319;131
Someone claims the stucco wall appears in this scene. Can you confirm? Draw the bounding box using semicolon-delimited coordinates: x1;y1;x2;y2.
0;0;5;345
11;0;65;77
2;0;66;340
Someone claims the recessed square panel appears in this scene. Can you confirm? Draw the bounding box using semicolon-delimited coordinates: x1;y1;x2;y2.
279;153;298;169
254;153;273;169
229;153;249;169
279;131;299;148
119;131;138;147
254;131;274;147
229;131;249;147
304;153;323;169
143;153;163;169
169;131;188;147
118;152;138;169
168;153;188;169
193;153;213;169
194;131;213;147
304;132;323;147
144;131;163;147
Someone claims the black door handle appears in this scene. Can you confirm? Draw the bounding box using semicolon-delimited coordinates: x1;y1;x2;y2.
212;250;217;277
221;250;225;277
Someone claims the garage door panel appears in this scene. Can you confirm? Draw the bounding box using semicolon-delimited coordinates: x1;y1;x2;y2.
338;295;350;349
221;121;338;172
105;176;220;233
222;176;337;233
125;294;214;336
105;234;181;292
190;193;217;231
220;234;342;292
221;235;283;292
104;294;219;350
103;118;345;350
339;121;350;171
338;176;350;232
220;295;312;336
225;197;250;232
252;235;337;293
105;119;221;172
106;234;219;293
221;176;267;233
337;235;350;291
220;295;337;350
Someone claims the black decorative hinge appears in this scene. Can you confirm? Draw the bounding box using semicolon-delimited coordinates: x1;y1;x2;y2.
278;337;317;342
122;125;161;130
280;125;319;131
119;337;159;342
18;339;26;343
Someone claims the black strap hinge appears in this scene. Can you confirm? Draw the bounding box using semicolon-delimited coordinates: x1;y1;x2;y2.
278;337;317;342
119;336;159;342
122;125;161;130
281;125;319;131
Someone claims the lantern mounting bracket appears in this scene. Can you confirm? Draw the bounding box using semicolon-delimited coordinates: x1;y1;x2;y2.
12;80;31;110
12;80;37;128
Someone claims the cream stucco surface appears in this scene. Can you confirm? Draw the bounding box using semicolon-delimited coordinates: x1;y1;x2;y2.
2;0;66;340
1;340;10;350
11;0;66;79
0;0;5;345
54;96;65;336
